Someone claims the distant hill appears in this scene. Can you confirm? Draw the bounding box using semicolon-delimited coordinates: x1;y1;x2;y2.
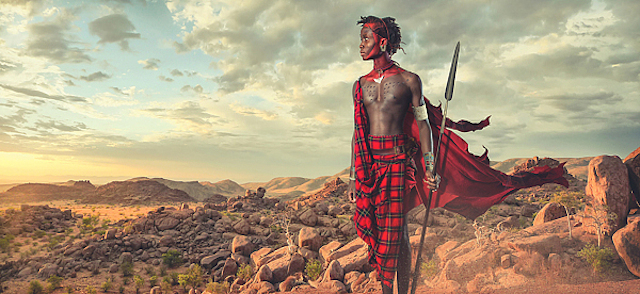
85;179;195;205
490;157;592;180
0;180;95;203
136;178;242;201
199;179;246;197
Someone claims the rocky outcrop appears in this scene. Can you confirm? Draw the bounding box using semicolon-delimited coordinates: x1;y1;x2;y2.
532;202;566;226
613;219;640;277
88;180;196;205
624;148;640;205
584;155;630;235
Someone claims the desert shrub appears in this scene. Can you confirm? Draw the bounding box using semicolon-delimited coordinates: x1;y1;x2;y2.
149;275;158;287
206;281;230;294
28;280;44;294
134;275;144;294
170;272;180;285
46;275;63;291
577;243;616;273
305;259;322;281
121;261;134;277
84;285;97;294
236;264;253;281
118;285;125;294
159;264;168;277
161;280;172;293
420;259;439;278
162;249;183;268
101;277;113;292
64;286;74;293
145;265;156;276
178;264;203;290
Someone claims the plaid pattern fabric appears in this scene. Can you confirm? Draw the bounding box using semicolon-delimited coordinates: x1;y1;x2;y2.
352;81;418;288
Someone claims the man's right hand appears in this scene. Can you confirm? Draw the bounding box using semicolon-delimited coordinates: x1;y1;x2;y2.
348;180;357;203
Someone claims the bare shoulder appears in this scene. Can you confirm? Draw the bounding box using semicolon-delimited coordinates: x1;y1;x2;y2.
352;79;360;100
400;69;421;88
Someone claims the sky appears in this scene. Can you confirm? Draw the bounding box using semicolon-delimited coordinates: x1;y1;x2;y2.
0;0;638;185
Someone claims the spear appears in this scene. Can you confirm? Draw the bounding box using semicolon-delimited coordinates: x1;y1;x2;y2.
410;41;460;294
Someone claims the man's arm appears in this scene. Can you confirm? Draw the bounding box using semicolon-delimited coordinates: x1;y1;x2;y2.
349;80;358;202
406;73;438;190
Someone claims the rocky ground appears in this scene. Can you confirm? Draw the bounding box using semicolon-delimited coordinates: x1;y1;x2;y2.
0;154;638;293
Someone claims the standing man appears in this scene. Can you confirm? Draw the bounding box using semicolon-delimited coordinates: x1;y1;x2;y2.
348;16;438;294
347;16;571;294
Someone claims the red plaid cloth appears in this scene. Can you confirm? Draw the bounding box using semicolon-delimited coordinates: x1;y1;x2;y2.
354;133;417;288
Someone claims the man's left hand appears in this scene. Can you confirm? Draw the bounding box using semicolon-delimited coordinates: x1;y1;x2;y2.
424;170;441;191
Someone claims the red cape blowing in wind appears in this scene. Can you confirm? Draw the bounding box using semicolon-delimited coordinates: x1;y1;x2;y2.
403;97;569;219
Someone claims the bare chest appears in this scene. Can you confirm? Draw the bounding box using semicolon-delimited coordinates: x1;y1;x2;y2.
361;76;412;110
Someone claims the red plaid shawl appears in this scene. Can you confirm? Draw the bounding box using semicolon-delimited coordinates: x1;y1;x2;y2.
352;79;569;287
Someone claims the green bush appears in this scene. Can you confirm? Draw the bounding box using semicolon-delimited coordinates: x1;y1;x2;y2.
206;281;230;294
178;264;203;290
84;285;97;294
149;275;158;287
46;275;63;292
577;243;616;273
420;259;439;278
28;280;44;294
120;261;134;277
134;275;145;293
101;277;113;292
162;249;183;268
236;264;253;281
305;259;322;281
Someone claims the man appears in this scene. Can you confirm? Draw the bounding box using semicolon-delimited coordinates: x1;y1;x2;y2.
347;16;438;294
347;16;569;294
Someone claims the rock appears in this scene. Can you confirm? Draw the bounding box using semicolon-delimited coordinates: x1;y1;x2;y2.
256;265;273;282
437;244;497;285
435;240;460;261
232;235;254;256
335;244;369;273
298;247;318;260
279;275;298;292
201;250;231;270
156;217;180;231
513;251;545;276
38;263;58;279
150;286;161;294
497;216;521;231
298;227;323;251
264;248;293;283
251;247;274;268
256;187;266;198
626;149;640;205
338;222;356;236
533;202;567;226
299;209;318;227
17;267;33;278
287;253;305;276
255;281;275;294
259;216;273;227
109;264;119;273
234;219;251;235
584;155;631;235
82;244;96;258
222;258;238;280
501;254;512;269
613;219;640;277
104;228;117;240
326;238;366;264
319;241;343;263
159;235;174;247
507;234;561;257
323;280;347;293
328;205;342;217
119;252;133;264
548;253;562;271
323;260;344;282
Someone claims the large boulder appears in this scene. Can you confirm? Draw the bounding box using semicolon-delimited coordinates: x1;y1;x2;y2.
299;209;318;227
533;202;567;226
232;235;254;256
251;247;274;268
38;263;58;279
233;219;251;235
156;217;180;231
507;234;562;257
319;241;343;263
584;155;630;235
624;148;640;205
323;260;345;282
298;227;323;251
613;219;640;277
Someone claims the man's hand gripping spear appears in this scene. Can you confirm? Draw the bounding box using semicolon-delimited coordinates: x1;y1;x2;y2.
410;41;460;294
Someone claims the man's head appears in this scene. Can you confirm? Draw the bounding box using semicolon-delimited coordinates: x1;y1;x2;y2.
357;16;402;56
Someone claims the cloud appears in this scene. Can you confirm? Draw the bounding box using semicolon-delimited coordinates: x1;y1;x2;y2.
109;86;136;96
137;100;224;135
80;71;111;82
24;7;92;63
138;58;160;70
88;13;141;51
158;75;173;82
170;69;184;76
35;120;87;132
229;103;278;121
0;84;87;103
180;84;203;93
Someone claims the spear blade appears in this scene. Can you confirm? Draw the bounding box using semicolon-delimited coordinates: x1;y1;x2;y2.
444;41;460;101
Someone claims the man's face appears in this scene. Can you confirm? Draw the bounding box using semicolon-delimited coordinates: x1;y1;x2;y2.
360;26;382;60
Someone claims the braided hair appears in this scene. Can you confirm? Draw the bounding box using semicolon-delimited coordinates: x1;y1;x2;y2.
357;16;403;55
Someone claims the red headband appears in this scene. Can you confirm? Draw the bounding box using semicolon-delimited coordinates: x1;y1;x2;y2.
364;17;390;41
